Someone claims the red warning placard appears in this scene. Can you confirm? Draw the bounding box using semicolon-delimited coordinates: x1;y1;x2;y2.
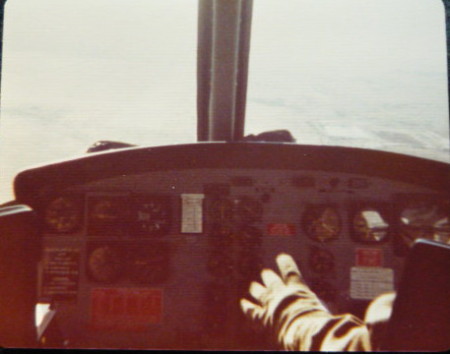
267;223;296;236
90;288;163;331
355;248;383;267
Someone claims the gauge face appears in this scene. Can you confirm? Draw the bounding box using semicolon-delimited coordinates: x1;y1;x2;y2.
399;201;450;247
44;196;81;233
88;196;127;235
236;196;263;223
302;205;341;242
309;247;334;273
131;198;171;236
87;245;122;283
91;199;120;221
127;244;169;284
352;209;389;242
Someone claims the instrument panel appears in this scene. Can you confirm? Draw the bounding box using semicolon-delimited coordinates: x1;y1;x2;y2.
13;143;449;349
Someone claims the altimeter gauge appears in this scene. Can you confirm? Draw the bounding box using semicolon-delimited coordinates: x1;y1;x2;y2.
87;245;122;283
44;196;82;233
352;208;389;242
302;205;341;242
88;196;127;235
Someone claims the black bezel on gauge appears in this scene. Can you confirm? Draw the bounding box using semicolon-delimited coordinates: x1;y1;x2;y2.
348;201;391;244
129;195;172;237
301;204;341;242
43;194;84;234
393;193;449;256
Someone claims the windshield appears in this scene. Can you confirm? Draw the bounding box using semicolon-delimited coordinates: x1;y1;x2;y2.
246;0;449;160
0;0;448;203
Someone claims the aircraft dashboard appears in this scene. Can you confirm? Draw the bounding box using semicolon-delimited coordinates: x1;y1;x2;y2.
11;142;450;350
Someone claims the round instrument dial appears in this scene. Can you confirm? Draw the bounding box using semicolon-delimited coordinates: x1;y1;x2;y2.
352;209;389;242
90;199;121;222
44;197;81;233
88;196;127;235
302;205;341;242
87;245;122;283
399;202;450;247
132;199;171;236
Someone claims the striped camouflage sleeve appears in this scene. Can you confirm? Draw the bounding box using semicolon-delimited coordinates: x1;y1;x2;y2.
240;254;373;351
276;302;372;351
271;282;372;351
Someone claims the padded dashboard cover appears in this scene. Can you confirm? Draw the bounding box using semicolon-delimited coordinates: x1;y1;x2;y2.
13;143;450;205
382;239;450;351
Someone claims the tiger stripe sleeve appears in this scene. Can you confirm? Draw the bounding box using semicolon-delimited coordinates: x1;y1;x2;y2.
276;302;372;351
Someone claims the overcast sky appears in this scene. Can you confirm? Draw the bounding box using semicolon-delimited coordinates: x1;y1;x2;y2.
0;0;448;202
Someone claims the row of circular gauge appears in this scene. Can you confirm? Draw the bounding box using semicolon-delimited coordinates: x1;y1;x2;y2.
86;243;169;284
87;243;265;285
44;196;171;236
86;244;335;288
43;195;450;245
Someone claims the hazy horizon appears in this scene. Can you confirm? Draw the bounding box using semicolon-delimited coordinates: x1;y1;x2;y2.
0;0;448;203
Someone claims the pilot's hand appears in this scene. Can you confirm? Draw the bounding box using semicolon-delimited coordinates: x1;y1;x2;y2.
240;253;371;351
240;253;327;329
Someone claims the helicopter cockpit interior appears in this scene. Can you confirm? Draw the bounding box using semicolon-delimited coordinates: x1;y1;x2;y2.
0;0;449;351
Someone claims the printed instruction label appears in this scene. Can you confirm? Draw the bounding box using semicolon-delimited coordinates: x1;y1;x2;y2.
181;193;205;233
350;267;394;300
41;247;80;300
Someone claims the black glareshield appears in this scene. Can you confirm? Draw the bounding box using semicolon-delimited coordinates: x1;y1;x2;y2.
382;238;450;351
